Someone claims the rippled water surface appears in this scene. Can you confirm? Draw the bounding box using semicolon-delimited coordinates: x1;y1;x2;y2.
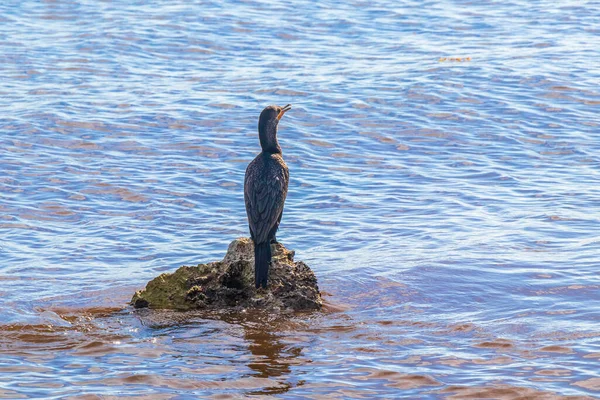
2;0;600;398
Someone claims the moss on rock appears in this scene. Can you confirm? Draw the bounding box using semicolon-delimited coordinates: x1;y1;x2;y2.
131;238;322;311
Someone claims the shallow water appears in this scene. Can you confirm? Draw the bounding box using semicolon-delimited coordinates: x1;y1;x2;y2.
1;0;599;398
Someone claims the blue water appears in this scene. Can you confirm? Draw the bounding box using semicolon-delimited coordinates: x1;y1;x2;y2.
1;0;600;398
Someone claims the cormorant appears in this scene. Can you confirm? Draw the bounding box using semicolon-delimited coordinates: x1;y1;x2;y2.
244;104;292;288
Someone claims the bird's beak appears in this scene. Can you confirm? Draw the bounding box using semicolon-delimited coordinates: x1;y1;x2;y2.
276;104;292;120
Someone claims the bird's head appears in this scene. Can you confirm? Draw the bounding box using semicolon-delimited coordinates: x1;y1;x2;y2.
258;104;291;153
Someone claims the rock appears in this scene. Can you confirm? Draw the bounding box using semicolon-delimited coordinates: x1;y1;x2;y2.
131;238;322;312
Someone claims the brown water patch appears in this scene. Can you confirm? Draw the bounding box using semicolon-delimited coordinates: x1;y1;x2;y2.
351;102;371;109
0;223;36;230
472;356;513;365
307;139;335;148
583;352;600;359
0;323;72;342
438;357;468;367
521;137;546;145
333;388;374;399
540;150;574;156
308;324;356;334
0;389;28;399
396;338;424;346
321;298;352;313
445;323;476;333
176;365;236;375
274;89;307;96
533;285;600;296
19;210;77;222
352;346;386;354
209;395;243;400
535;369;572;376
294;382;378;398
330;152;356;158
546;310;576;315
219;181;238;187
40;138;103;151
185;47;213;54
550;86;578;92
167;123;190;130
386;355;422;365
374;319;436;328
56;120;108;131
0;305;129;353
354;368;441;389
207;103;237;109
39;202;77;216
71;341;122;357
17;382;64;389
49;306;125;321
113;140;153;153
439;384;592;399
152;188;190;197
573;378;600;391
474;339;514;349
82;184;148;202
456;97;483;104
79;375;285;391
327;166;363;173
426;112;458;120
549;215;573;221
539;345;574;354
66;395;173;400
0;365;53;374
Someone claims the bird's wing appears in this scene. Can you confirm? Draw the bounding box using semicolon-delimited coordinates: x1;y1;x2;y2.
244;158;288;244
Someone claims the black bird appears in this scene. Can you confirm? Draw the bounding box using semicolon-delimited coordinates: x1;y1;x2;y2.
244;104;292;288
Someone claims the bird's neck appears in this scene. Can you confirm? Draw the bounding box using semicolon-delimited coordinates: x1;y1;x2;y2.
261;144;282;154
259;130;281;154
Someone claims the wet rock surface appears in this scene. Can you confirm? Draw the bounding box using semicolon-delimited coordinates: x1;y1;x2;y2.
131;238;322;311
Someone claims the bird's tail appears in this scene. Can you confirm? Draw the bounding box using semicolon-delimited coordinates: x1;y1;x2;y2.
254;241;271;289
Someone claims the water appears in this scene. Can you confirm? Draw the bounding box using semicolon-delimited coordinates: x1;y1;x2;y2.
1;0;599;398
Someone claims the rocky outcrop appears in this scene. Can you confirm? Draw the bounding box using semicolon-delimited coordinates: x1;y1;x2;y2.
131;238;322;312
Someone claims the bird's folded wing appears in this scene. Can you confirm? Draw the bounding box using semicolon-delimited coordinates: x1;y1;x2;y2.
244;165;288;244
